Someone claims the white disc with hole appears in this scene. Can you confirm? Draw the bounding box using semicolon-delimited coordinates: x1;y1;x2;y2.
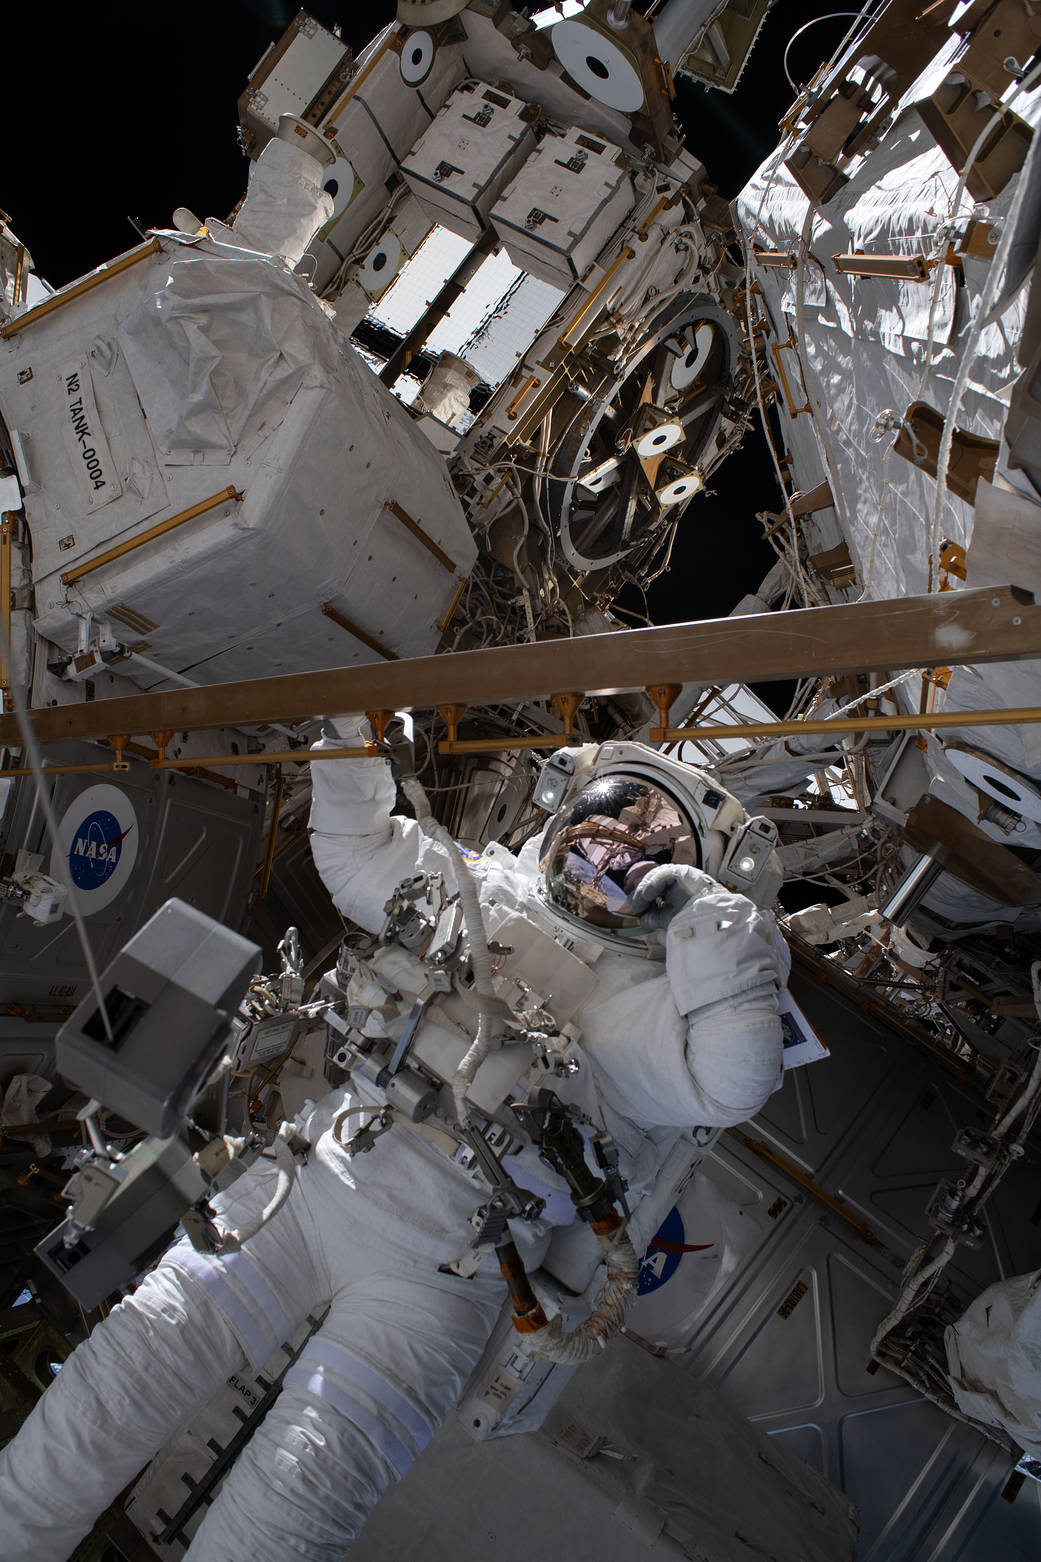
400;29;436;86
947;747;1041;824
577;454;621;494
359;231;403;295
551;20;645;113
656;472;703;506
635;421;684;459
578;471;618;494
669;323;715;392
319;157;359;229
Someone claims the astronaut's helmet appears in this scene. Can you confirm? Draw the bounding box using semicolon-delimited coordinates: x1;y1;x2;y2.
536;741;782;947
539;773;700;933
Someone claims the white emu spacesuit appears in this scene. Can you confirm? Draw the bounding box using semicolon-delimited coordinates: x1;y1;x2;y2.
0;724;789;1562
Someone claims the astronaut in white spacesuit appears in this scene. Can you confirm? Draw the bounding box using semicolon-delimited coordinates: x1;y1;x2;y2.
0;719;789;1562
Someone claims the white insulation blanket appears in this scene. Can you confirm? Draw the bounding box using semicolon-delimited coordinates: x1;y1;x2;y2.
119;252;341;459
945;1269;1041;1456
736;66;1041;780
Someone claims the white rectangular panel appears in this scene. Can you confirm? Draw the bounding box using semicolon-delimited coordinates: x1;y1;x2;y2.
491;125;634;287
402;81;536;242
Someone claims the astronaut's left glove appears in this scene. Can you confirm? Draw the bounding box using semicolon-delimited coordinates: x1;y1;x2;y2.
627;863;710;930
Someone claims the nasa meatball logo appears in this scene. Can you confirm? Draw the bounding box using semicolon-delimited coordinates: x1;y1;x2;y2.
50;784;139;915
638;1206;714;1295
68;809;128;890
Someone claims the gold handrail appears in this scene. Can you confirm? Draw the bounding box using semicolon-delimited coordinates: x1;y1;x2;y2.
559;247;635;348
649;706;1041;744
437;577;468;635
0;238;162;340
0;746;372;780
323;27;399;134
385;500;456;573
769;334;812;419
322;602;399;661
60;486;243;587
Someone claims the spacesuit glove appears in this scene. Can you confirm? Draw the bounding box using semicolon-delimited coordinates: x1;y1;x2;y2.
628;863;708;930
321;712;372;744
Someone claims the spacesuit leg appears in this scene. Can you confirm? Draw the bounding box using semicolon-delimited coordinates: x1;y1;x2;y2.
0;1155;320;1562
0;1262;247;1562
183;1255;506;1561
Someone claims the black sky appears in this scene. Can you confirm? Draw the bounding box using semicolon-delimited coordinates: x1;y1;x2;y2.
4;0;851;694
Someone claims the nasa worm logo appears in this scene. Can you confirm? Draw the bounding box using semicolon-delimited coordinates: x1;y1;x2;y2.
50;784;140;915
67;809;131;890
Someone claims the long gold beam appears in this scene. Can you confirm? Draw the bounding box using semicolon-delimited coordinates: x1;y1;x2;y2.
4;707;1040;777
0;586;1035;750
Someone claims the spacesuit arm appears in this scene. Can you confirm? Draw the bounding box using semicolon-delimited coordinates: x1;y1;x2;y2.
579;876;788;1132
664;878;789;1126
308;717;427;933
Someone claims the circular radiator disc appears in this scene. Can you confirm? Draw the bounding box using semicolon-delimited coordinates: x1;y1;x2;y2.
320;157;358;227
551;21;645;114
400;29;436;86
947;747;1041;824
577;466;619;494
359;231;403;295
635;421;684;459
657;472;703;506
669;323;715;392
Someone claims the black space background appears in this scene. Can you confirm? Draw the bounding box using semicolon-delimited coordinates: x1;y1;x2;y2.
4;1;850;704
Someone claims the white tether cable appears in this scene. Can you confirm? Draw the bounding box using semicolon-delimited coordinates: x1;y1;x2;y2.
398;766;503;1124
217;1120;298;1252
0;609;112;1039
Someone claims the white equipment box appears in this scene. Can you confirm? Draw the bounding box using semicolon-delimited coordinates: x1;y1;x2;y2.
238;12;352;152
402;80;536;242
0;239;477;685
491;125;634;288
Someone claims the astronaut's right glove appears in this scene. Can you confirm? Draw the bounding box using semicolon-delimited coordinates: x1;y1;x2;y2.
627;863;711;930
321;712;372;743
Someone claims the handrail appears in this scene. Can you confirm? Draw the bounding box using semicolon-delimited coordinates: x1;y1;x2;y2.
0;238;162;339
60;487;243;587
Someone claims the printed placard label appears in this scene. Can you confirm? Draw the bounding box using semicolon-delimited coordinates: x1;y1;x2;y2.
58;359;122;510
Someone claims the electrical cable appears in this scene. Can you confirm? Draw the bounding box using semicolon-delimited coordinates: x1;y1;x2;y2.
399;771;502;1123
528;1222;640;1364
782;12;862;94
217;1121;298;1252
